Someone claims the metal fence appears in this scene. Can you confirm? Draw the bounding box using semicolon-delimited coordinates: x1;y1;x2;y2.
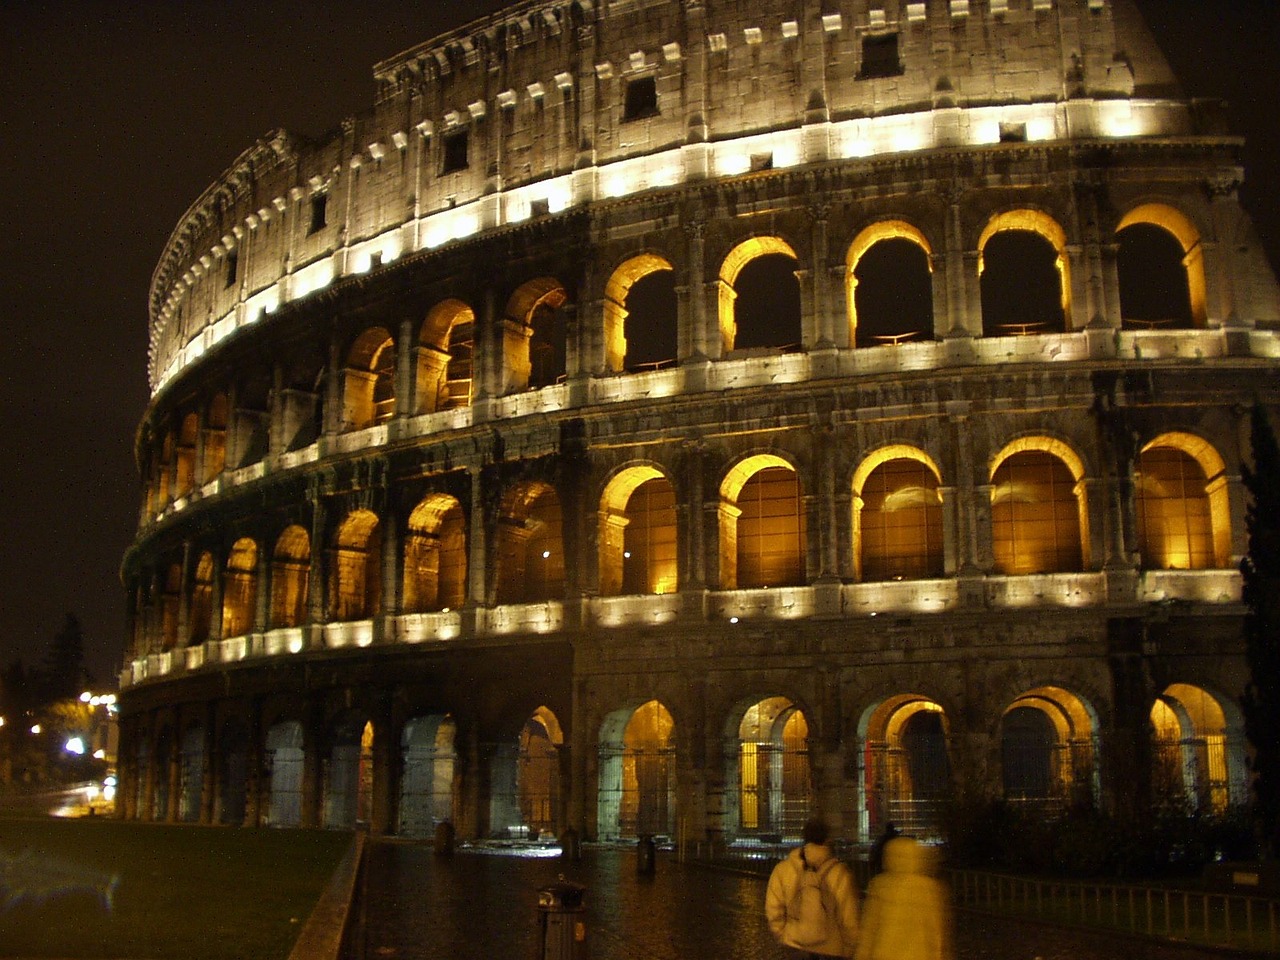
951;869;1280;954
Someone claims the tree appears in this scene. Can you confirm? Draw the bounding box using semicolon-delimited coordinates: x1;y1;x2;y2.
39;613;89;704
1241;403;1280;857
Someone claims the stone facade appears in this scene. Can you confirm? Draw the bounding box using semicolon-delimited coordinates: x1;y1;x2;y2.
121;0;1280;845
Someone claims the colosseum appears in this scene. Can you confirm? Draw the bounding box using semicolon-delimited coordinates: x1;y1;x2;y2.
119;0;1280;847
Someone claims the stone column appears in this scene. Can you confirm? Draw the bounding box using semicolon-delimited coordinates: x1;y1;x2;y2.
370;703;398;836
307;492;327;646
200;702;217;825
244;697;264;828
681;219;708;361
301;698;324;829
396;318;418;417
176;540;193;649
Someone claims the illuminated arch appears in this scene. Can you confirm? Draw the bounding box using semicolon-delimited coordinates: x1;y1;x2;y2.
517;706;565;835
852;445;944;582
978;209;1072;330
221;538;258;638
603;254;675;373
1001;686;1099;814
403;493;467;613
860;695;952;840
597;700;676;840
397;714;457;837
599;465;678;596
342;327;396;430
495;481;564;604
419;299;475;412
270;525;310;629
719;454;806;590
733;696;812;838
717;237;799;352
202;393;228;482
845;221;934;346
1136;432;1230;569
1151;683;1246;814
330;509;381;621
175;413;198;497
504;278;569;391
1117;203;1207;326
990;437;1089;574
189;552;214;644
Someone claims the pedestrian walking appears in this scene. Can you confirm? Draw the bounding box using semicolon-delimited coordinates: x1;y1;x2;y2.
855;836;953;960
867;822;899;878
765;817;860;958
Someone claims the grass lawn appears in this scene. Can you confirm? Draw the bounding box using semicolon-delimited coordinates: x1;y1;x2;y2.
0;818;352;959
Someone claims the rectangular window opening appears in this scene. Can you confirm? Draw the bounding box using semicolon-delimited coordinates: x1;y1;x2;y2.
442;130;469;174
858;33;903;79
999;122;1028;143
308;194;328;235
225;251;238;288
623;76;659;121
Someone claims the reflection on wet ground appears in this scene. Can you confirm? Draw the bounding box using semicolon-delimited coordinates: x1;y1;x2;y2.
348;843;1223;960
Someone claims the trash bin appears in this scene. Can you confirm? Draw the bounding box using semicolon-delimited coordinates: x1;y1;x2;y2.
636;834;656;875
559;827;582;862
537;879;587;960
434;820;455;857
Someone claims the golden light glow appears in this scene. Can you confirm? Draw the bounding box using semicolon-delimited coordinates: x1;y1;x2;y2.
852;447;944;582
603;254;674;373
977;209;1072;321
990;438;1088;575
717;237;798;353
845;221;933;346
1117;204;1207;326
270;525;310;629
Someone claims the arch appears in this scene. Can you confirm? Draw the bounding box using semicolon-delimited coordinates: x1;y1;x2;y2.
852;446;944;581
1151;683;1246;814
599;466;678;596
403;494;468;613
398;714;457;837
1117;203;1207;327
202;393;228;482
734;696;812;839
860;695;953;841
1136;433;1230;569
845;221;934;347
419;299;475;412
221;537;258;638
505;278;569;391
717;236;800;352
324;715;374;829
216;718;249;825
342;327;396;430
495;482;563;604
603;254;676;373
264;719;304;828
1000;686;1100;816
597;700;676;840
189;552;215;644
270;525;311;628
175;413;198;497
330;509;381;621
518;707;565;837
990;437;1089;575
719;454;806;590
978;209;1071;334
177;722;204;822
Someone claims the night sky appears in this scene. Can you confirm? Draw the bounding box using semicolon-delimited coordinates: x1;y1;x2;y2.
0;1;1275;686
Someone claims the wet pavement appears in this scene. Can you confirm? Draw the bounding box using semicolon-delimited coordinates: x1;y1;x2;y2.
347;843;1226;960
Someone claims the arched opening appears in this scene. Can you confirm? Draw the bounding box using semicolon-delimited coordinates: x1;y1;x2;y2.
861;696;952;840
324;717;374;829
990;440;1088;575
720;455;806;590
1151;684;1246;815
853;447;944;581
329;510;381;621
342;327;396;430
599;467;678;596
495;483;564;604
175;413;198;497
1117;204;1206;328
403;495;468;613
265;719;303;828
603;254;677;373
161;563;181;652
221;537;258;638
846;223;934;347
189;552;214;644
978;211;1070;336
398;714;457;838
217;719;248;825
156;431;174;506
1000;686;1099;818
419;300;475;412
1135;433;1229;569
735;697;812;839
505;279;569;391
597;700;676;840
519;708;563;837
270;526;311;628
718;238;801;353
152;726;173;821
177;724;203;822
202;393;228;482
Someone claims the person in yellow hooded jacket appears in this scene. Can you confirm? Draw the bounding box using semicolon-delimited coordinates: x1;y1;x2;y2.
765;818;860;958
854;836;953;960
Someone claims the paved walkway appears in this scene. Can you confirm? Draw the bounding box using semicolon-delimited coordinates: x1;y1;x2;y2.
346;843;1227;960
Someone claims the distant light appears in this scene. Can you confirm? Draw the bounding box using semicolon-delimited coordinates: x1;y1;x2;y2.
103;775;118;788
30;724;41;735
623;551;631;559
65;737;86;755
93;749;106;760
0;717;5;728
542;551;551;559
729;617;739;624
79;692;92;703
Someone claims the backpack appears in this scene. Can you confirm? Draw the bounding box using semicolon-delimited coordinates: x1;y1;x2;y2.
785;849;836;947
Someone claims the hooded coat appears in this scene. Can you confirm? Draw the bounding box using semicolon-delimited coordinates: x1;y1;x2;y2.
765;842;860;957
854;837;952;960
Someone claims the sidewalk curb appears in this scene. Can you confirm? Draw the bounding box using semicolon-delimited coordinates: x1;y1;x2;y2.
288;831;367;960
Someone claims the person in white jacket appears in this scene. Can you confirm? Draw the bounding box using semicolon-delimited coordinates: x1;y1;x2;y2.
766;818;860;958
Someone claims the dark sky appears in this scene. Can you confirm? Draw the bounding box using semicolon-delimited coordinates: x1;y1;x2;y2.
0;1;1276;686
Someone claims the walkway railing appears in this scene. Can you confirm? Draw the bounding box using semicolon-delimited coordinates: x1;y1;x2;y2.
950;868;1280;955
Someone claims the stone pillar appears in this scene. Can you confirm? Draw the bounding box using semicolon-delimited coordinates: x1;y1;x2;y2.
1205;176;1244;327
815;418;839;581
946;402;981;575
371;704;398;836
254;551;271;634
681;219;708;360
809;202;834;347
323;339;343;440
307;494;327;646
301;699;324;829
396;318;417;417
467;467;489;607
568;675;591;839
379;507;401;640
1105;618;1153;823
244;697;264;828
208;545;225;642
176;540;193;649
200;702;217;825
